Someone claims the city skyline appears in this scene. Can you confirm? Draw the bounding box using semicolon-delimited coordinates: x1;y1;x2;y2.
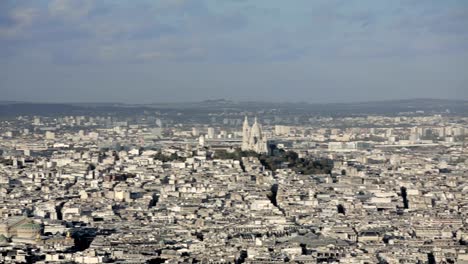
1;1;468;262
0;103;467;262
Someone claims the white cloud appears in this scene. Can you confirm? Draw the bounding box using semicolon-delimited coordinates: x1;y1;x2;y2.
158;0;189;9
48;0;94;20
0;7;38;39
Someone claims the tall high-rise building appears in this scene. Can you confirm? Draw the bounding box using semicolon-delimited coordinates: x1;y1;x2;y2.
192;127;199;137
207;127;215;139
45;131;55;140
198;135;205;147
275;125;291;136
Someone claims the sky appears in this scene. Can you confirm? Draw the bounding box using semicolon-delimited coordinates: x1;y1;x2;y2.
1;0;468;103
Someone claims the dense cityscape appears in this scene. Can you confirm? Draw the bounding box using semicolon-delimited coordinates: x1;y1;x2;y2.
2;0;468;262
0;100;467;263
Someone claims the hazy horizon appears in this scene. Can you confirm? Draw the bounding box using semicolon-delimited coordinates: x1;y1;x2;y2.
1;97;468;106
1;0;468;103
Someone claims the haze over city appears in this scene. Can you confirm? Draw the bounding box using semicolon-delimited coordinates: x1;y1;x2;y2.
2;1;468;263
1;0;468;103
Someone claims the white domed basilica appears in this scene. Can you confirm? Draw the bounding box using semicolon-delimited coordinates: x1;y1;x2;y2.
241;116;268;154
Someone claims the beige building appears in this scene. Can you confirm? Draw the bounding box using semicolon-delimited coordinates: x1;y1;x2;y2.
0;216;42;242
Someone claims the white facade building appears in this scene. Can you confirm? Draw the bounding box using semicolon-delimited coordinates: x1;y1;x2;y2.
241;116;268;154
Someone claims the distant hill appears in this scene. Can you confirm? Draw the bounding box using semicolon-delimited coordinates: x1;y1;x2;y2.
0;99;467;117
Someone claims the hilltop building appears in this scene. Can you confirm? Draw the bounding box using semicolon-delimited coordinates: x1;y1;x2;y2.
241;116;268;154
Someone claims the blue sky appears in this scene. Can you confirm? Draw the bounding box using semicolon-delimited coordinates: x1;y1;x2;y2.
1;0;467;103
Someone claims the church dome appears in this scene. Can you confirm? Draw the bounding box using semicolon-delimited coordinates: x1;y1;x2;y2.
250;118;262;137
241;116;268;154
